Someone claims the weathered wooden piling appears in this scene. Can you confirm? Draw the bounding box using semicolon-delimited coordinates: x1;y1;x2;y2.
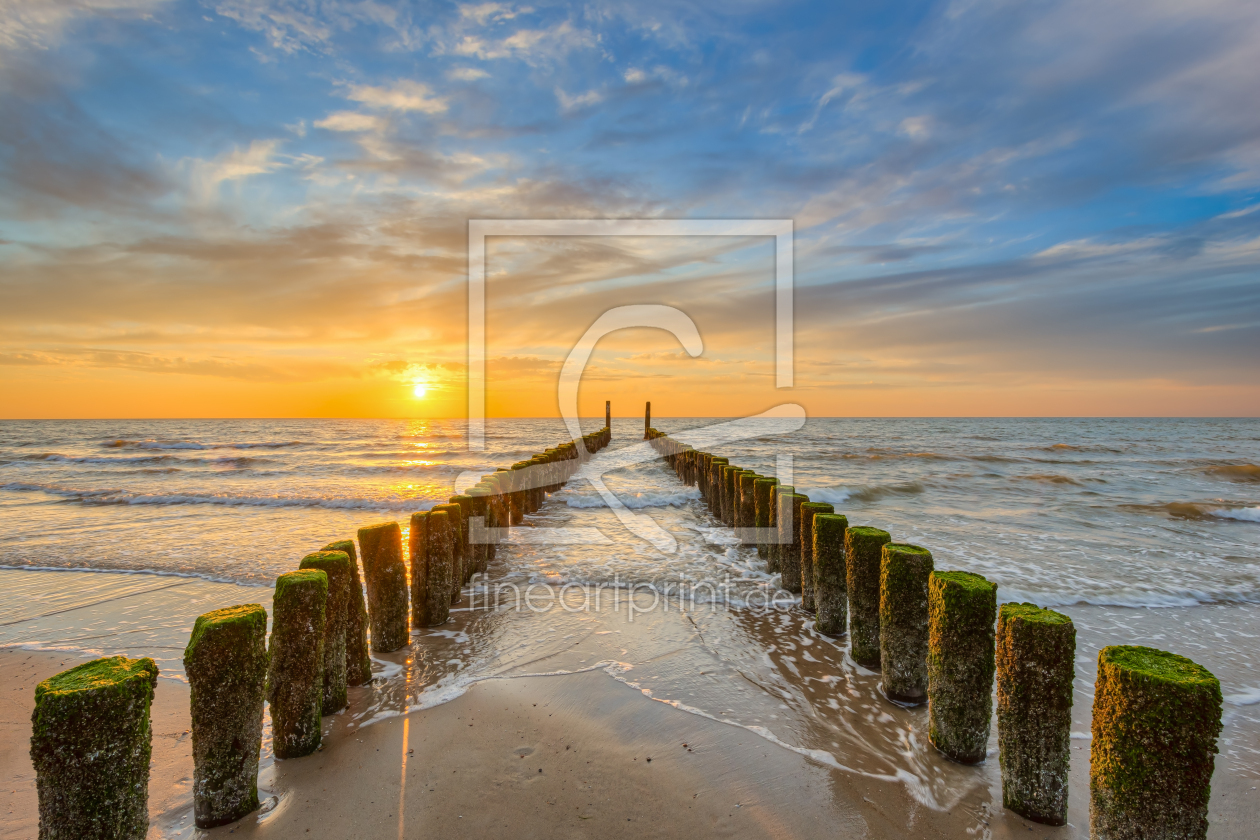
1090;646;1221;840
606;400;611;430
466;488;492;574
266;569;327;759
450;495;476;582
798;501;834;612
738;471;759;531
770;484;795;575
183;604;267;827
408;510;451;627
298;550;351;714
846;526;891;667
879;544;934;704
433;502;465;602
644;401;651;439
357;521;408;652
927;570;997;764
753;477;779;560
812;513;849;634
777;493;809;594
31;655;159;839
724;466;742;527
997;603;1075;826
322;539;372;686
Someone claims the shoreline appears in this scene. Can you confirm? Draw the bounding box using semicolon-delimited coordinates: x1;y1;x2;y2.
2;566;1259;837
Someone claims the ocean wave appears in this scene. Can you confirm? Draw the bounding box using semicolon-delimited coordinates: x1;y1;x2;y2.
101;439;305;451
1017;473;1085;486
804;482;925;505
564;488;701;509
1121;501;1260;522
0;481;439;512
0;563;267;588
8;452;277;469
1201;464;1260;483
1038;443;1124;454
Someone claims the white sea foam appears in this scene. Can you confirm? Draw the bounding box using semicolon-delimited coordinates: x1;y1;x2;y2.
1212;506;1260;523
1226;688;1260;706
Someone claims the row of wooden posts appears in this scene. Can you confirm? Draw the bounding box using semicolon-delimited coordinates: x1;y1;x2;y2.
29;425;611;837
645;425;1224;837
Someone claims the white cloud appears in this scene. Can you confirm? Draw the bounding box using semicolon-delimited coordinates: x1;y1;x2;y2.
555;87;603;112
623;67;646;83
899;116;932;140
451;20;596;64
447;66;490;81
345;80;448;114
0;0;165;58
458;2;532;26
315;111;385;132
187;139;285;200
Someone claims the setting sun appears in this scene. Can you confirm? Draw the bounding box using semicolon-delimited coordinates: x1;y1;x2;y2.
412;383;427;399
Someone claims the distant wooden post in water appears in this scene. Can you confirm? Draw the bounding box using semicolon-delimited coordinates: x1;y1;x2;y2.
644;401;651;439
267;569;327;759
357;521;409;652
997;603;1075;826
879;544;933;704
31;655;159;840
927;570;997;764
184;604;267;828
1090;646;1221;840
606;400;611;431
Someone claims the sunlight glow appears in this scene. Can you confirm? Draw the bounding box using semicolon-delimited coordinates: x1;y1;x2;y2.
412;383;427;399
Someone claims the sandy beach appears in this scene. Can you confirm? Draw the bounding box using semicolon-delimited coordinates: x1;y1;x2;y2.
3;597;1257;839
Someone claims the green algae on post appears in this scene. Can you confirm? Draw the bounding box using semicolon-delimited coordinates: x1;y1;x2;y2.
433;502;465;603
997;603;1075;826
357;521;408;652
812;514;849;634
769;484;795;574
298;551;351;714
738;471;759;530
1090;645;1221;840
798;501;834;612
31;655;159;840
846;526;891;667
183;604;267;828
267;569;327;759
777;493;809;594
753;477;779;560
322;538;371;686
927;570;997;764
421;510;453;626
879;544;934;704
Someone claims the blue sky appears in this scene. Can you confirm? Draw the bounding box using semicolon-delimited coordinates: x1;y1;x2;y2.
1;0;1258;417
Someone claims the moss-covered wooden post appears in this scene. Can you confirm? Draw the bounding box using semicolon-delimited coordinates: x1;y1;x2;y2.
420;510;453;626
298;551;350;714
183;604;267;828
770;484;795;575
724;466;741;527
321;539;371;686
799;501;834;612
1090;646;1221;840
31;655;159;839
467;488;491;574
777;493;809;595
753;477;778;560
433;502;464;603
846;526;891;667
357;521;408;652
267;569;327;759
927;570;997;764
737;471;758;531
997;603;1075;826
879;544;934;704
812;514;848;634
450;495;477;581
